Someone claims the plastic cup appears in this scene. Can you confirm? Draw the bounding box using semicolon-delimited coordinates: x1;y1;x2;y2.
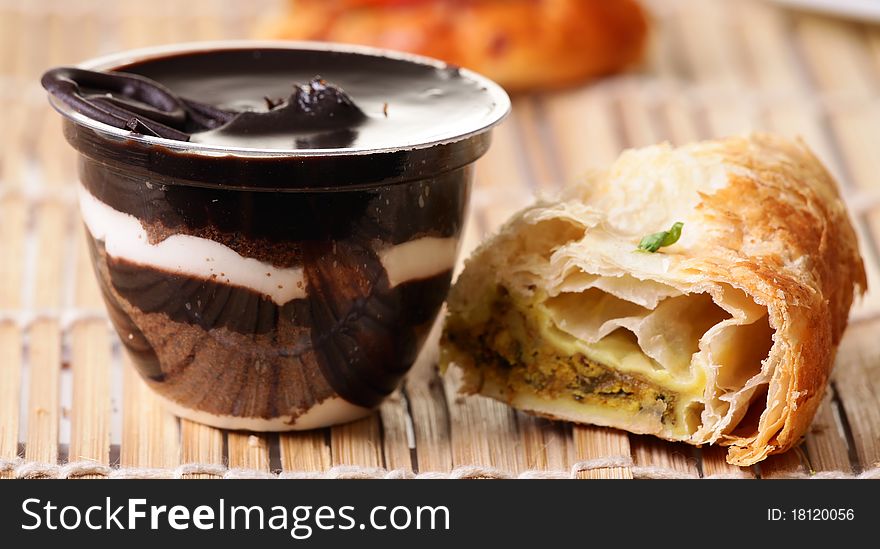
45;41;509;430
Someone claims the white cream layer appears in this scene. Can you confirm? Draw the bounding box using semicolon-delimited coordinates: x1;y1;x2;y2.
379;236;457;288
78;184;307;305
79;185;458;304
153;391;372;431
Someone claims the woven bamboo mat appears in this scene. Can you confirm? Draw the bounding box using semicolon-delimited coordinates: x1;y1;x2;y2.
1;0;879;479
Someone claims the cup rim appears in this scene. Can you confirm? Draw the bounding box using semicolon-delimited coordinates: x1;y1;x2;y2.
47;40;512;158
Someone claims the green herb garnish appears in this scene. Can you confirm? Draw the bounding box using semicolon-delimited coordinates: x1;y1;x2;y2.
638;222;684;253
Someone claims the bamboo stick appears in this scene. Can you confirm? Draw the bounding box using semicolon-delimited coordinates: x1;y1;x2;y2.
441;330;524;474
25;320;61;466
0;323;22;478
701;446;753;478
572;426;632;479
24;199;68;467
514;99;563;191
516;414;574;472
641;0;687;80
766;100;841;177
616;82;661;148
833;319;880;470
193;0;226;40
121;362;180;469
227;433;270;472
659;91;703;145
44;8;69;70
803;389;853;473
0;196;26;312
474;113;535;232
120;3;154;49
632;437;699;477
404;374;453;474
279;430;332;473
330;415;383;468
677;0;745;92
68;223;111;476
180;419;225;479
678;1;757;139
543;87;621;182
377;390;413;472
0;107;29;193
759;449;808;478
67;6;101;63
443;377;525;474
12;9;41;81
0;4;20;76
795;14;876;99
73;224;102;308
37;110;76;188
32;201;68;309
735;0;808;95
68;320;112;473
404;312;453;474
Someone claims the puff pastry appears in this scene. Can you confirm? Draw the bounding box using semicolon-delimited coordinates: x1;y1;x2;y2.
441;134;866;465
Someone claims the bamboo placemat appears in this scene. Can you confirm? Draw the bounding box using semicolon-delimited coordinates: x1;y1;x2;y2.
1;0;879;479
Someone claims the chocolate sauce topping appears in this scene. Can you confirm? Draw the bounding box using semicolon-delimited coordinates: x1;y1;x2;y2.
43;47;508;189
210;77;367;150
41;67;235;141
42;67;367;150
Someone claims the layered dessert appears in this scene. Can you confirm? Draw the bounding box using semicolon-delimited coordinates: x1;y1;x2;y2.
43;44;509;429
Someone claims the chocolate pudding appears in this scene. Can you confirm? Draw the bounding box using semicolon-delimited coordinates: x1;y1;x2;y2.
43;42;509;430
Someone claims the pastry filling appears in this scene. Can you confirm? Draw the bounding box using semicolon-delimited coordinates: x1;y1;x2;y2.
446;282;773;439
475;298;681;427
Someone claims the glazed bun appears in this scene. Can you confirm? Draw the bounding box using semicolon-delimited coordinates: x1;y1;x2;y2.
261;0;649;91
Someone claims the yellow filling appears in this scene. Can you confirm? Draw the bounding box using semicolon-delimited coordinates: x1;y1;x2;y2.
447;287;707;436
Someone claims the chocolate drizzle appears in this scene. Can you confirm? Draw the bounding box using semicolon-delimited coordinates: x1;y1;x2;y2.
42;67;365;147
204;77;366;149
41;67;234;140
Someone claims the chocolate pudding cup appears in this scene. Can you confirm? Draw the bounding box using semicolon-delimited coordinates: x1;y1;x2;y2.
44;41;509;430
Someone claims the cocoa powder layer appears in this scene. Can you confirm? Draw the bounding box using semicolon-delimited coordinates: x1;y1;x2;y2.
88;234;451;414
91;236;336;420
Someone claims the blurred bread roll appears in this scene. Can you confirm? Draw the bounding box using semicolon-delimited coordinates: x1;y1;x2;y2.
261;0;649;91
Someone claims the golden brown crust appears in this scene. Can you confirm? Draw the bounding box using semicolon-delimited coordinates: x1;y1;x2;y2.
697;137;864;347
260;0;648;91
691;136;866;464
440;134;866;465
